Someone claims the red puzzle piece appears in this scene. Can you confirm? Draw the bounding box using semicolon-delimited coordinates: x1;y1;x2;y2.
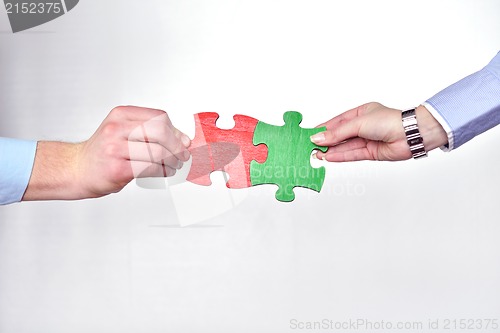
187;112;268;188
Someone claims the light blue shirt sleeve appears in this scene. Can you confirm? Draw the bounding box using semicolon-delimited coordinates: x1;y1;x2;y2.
423;52;500;151
0;138;37;205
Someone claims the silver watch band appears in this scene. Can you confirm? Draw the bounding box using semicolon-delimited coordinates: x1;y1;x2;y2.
402;108;427;159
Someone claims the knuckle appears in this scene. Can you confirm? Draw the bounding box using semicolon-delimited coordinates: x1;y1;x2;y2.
369;102;383;109
149;109;168;122
151;108;166;115
110;106;126;117
104;142;121;157
101;121;119;137
160;111;171;123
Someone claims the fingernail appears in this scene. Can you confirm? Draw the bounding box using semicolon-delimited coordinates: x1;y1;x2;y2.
181;135;191;147
312;152;318;159
310;132;325;144
183;150;190;161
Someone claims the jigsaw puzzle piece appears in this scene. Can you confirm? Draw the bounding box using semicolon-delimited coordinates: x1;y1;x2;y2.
250;111;327;202
186;113;236;186
187;112;268;188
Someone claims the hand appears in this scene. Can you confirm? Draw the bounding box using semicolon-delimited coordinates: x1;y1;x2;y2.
78;106;191;197
23;106;191;201
311;102;448;162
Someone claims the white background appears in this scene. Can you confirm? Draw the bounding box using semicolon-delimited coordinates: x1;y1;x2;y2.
1;1;500;332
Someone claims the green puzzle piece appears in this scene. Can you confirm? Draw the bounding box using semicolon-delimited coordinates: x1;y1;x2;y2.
250;111;328;202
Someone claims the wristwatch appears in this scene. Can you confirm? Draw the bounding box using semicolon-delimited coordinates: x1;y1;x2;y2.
401;108;427;159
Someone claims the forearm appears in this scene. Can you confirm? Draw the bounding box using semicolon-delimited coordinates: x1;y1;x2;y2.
22;141;86;201
22;107;190;202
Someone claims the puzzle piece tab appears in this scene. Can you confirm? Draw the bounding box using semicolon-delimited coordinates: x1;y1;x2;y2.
187;112;268;188
250;111;327;202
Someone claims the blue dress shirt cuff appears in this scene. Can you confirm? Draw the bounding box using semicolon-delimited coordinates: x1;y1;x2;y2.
424;52;500;151
0;138;37;205
421;101;453;152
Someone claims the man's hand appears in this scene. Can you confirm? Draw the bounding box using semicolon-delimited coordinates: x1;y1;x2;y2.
311;102;448;162
23;106;191;201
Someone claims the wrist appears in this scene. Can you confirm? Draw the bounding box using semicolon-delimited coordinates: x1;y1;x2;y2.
414;105;448;152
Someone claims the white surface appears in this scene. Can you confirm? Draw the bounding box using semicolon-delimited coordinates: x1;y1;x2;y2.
1;1;500;332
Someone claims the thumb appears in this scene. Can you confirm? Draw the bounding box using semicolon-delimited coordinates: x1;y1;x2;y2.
310;117;364;146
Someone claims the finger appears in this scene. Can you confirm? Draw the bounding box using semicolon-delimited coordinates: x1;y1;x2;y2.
322;147;375;162
111;107;191;160
129;118;190;162
131;161;177;178
313;138;368;159
330;137;368;153
145;122;190;162
127;141;183;169
313;138;367;160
